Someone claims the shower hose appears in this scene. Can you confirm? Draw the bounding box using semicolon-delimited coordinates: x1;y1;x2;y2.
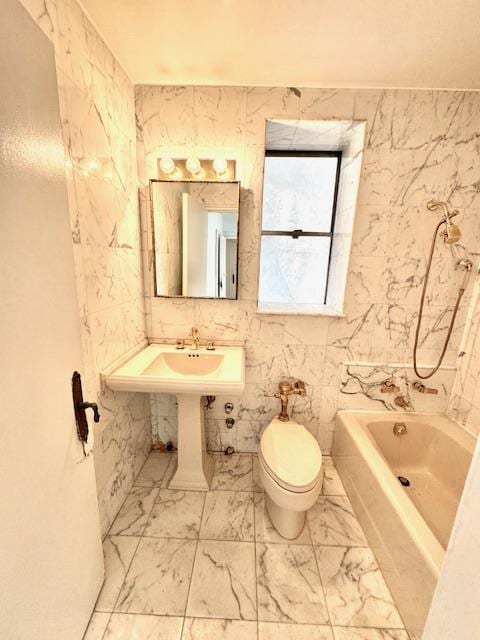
413;219;465;380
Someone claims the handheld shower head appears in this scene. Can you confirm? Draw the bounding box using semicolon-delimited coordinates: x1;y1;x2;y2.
444;221;462;244
426;199;462;244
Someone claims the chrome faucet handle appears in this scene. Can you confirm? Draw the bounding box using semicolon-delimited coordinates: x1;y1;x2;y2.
381;380;400;393
412;381;438;395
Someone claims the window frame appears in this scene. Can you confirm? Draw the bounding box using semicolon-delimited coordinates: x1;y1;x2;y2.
260;149;342;305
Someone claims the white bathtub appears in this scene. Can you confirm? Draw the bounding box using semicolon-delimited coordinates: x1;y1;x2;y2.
333;410;475;640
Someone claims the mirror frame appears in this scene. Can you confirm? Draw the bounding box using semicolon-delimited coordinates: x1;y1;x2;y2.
149;179;241;300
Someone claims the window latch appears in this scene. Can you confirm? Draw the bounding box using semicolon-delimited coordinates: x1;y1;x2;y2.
291;229;302;239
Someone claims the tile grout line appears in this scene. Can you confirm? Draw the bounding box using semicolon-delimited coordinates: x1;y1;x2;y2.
91;608;410;630
179;487;208;638
92;451;162;639
311;531;334;630
94;454;407;636
249;454;260;640
102;534;143;630
98;452;172;627
98;611;112;640
108;450;173;537
102;532;370;548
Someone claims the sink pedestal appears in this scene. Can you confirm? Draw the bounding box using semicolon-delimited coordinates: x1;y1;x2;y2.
169;394;214;491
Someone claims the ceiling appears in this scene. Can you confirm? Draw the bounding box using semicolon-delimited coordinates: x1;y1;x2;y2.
80;0;480;90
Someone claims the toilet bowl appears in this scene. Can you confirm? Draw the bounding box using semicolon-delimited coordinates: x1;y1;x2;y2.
258;417;323;539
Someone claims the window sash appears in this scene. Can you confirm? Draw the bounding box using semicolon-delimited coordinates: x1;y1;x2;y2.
261;150;341;237
261;230;333;238
260;150;341;306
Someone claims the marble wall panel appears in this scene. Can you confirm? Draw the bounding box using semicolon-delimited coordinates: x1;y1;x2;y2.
136;84;480;454
20;0;150;535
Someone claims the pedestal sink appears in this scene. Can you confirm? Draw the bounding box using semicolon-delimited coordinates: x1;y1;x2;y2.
105;344;245;490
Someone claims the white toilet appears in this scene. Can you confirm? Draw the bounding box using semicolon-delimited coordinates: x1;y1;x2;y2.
259;417;323;539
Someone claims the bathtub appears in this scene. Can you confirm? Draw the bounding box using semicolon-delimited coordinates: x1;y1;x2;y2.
333;410;475;640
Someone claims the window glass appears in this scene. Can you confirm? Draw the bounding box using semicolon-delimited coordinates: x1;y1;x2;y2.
261;155;338;233
258;152;340;309
258;236;331;306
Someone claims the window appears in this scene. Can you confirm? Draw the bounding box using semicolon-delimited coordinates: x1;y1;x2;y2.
258;151;341;310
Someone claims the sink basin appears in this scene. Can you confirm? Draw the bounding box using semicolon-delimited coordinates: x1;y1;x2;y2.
106;343;245;395
143;352;224;377
106;342;245;491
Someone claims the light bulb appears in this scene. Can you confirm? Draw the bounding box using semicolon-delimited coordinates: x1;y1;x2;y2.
86;158;100;172
213;158;228;176
160;157;176;175
186;157;201;175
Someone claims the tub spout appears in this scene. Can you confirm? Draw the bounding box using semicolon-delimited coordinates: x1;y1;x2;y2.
394;395;413;411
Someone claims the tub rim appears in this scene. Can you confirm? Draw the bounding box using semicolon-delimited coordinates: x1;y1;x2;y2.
334;409;475;575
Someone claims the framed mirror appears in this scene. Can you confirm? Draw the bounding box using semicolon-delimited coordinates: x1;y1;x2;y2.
150;180;240;299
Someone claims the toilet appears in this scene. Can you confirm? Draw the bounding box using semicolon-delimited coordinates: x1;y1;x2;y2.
259;417;323;539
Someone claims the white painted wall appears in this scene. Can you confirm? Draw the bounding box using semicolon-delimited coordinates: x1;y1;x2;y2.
184;193;209;297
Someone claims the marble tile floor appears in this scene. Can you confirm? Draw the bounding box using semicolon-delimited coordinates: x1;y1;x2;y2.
84;452;410;640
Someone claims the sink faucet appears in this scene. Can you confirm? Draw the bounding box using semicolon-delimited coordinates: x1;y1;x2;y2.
190;326;200;350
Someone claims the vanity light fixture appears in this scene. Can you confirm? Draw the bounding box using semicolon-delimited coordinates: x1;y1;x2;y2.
159;157;176;175
186;157;202;176
213;158;228;176
157;157;236;181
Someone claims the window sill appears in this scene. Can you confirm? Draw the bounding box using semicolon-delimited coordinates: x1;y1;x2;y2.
256;302;345;318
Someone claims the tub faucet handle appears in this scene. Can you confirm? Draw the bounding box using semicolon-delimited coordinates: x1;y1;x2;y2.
412;381;438;395
381;380;400;393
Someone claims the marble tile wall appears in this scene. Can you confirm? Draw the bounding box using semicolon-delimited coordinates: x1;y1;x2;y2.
340;362;456;414
20;0;151;535
136;86;480;453
448;271;480;435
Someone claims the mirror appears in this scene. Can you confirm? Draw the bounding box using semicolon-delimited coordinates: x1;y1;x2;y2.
151;180;240;299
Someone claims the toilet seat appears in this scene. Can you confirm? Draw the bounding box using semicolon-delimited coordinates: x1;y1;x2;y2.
260;418;322;493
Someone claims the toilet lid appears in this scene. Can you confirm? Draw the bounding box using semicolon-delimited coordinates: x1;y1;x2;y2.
260;418;322;492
